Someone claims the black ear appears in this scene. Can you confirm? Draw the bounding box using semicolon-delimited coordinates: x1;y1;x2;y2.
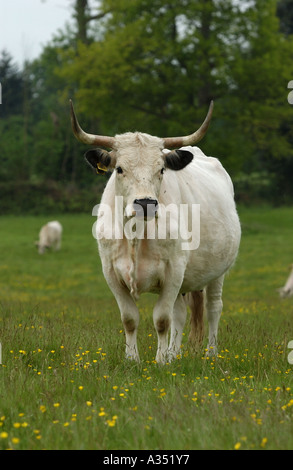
84;149;114;174
164;149;193;171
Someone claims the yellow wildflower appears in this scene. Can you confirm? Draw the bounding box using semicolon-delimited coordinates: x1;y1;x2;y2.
260;437;268;448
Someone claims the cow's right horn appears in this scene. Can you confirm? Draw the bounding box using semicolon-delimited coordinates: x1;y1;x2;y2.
70;99;115;149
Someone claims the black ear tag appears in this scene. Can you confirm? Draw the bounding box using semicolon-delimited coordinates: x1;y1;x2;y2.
96;162;108;175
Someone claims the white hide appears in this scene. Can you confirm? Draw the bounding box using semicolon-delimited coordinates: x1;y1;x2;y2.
96;136;241;363
278;264;293;298
36;221;62;254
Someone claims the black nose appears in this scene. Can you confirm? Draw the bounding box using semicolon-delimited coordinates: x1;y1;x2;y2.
133;198;158;218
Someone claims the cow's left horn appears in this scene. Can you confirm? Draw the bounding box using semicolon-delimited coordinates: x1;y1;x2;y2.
70;99;115;148
163;101;214;149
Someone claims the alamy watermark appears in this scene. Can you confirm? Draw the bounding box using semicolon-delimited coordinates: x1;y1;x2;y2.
288;80;293;104
92;197;200;250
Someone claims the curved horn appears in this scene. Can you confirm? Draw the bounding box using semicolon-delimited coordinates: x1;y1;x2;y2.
163;101;214;149
70;99;115;148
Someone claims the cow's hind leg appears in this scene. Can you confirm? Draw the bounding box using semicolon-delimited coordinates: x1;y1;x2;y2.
188;290;204;350
205;275;225;356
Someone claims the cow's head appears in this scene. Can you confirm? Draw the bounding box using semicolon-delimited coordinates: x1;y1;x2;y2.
70;100;213;218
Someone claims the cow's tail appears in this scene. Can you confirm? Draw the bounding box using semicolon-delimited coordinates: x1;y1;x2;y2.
188;290;204;348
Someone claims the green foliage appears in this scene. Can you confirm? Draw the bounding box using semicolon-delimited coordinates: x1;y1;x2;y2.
59;0;243;136
1;0;293;209
0;50;24;118
277;0;293;35
0;179;107;215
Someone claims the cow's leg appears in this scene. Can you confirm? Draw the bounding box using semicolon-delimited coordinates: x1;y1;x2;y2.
153;268;185;364
168;294;187;360
103;266;140;362
117;292;140;362
153;296;172;364
205;275;225;356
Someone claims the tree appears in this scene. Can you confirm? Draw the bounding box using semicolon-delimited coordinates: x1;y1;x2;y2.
2;0;293;209
56;0;293;202
58;0;242;136
0;50;24;118
277;0;293;35
73;0;112;44
227;0;293;196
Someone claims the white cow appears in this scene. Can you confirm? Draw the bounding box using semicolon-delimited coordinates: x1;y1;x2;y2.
278;264;293;298
35;221;62;254
70;100;241;363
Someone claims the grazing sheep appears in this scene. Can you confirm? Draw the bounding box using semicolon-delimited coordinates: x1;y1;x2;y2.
278;264;293;298
35;221;62;254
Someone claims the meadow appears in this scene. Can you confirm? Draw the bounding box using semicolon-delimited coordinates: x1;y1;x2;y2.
0;206;293;450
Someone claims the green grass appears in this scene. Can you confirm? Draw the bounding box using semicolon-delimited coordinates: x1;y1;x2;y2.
0;207;293;450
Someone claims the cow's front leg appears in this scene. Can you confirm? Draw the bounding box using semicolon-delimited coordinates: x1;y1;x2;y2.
103;265;140;362
168;294;188;361
153;270;185;364
119;295;140;362
153;296;171;364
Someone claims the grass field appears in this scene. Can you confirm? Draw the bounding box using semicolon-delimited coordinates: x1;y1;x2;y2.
0;206;293;450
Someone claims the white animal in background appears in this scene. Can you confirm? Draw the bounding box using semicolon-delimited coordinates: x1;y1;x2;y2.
35;221;62;254
70;99;241;364
278;264;293;298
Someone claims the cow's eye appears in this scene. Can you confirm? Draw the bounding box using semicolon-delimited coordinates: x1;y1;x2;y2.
116;166;123;174
160;167;165;175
